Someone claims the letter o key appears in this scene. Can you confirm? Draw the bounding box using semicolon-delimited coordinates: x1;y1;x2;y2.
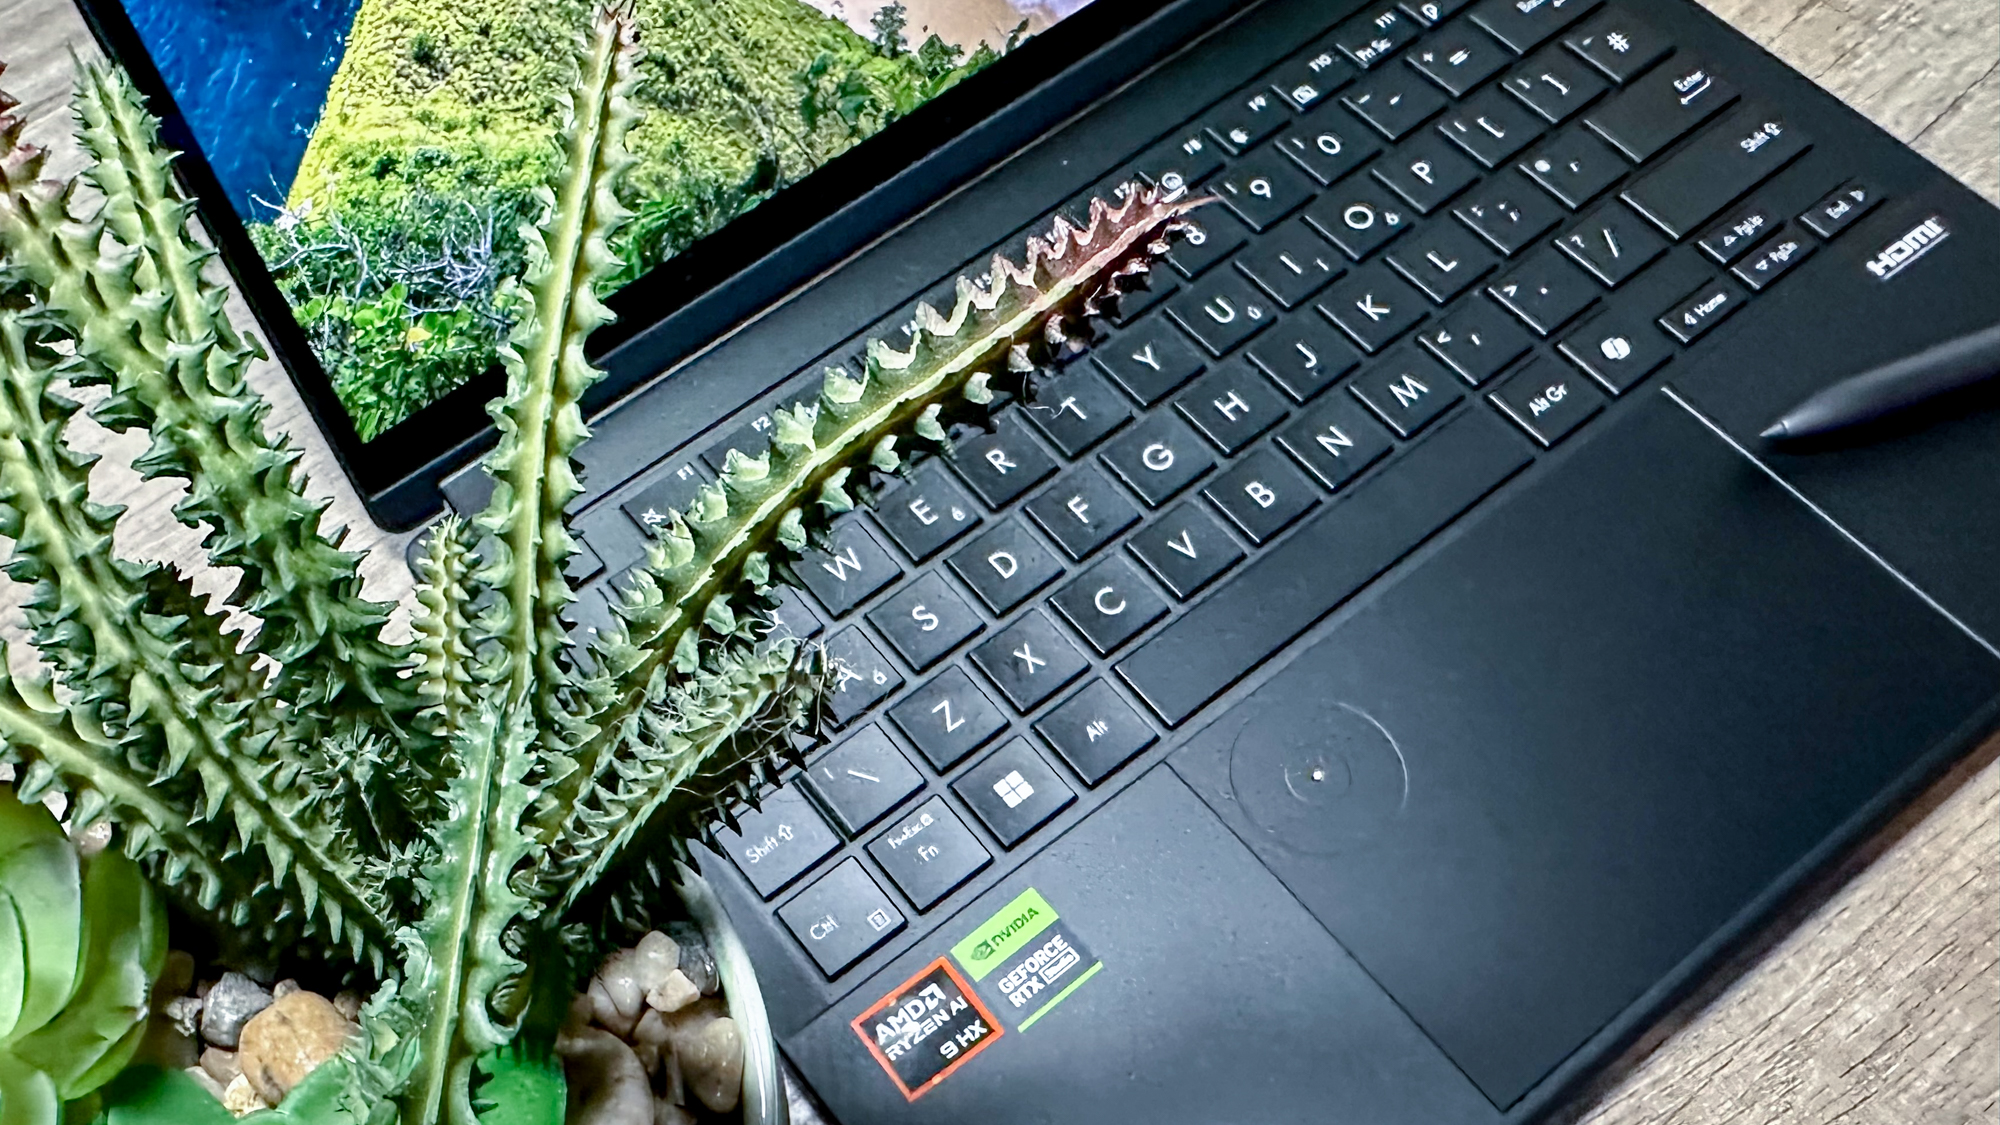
1344;203;1376;230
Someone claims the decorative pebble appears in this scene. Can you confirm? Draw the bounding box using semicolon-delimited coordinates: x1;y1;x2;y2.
653;1100;697;1125
272;979;301;999
221;1073;267;1116
183;1066;227;1101
164;995;204;1039
645;969;699;1014
153;951;195;1011
332;991;362;1021
678;1015;745;1113
557;1027;654;1125
668;926;720;996
199;1046;242;1084
236;991;355;1104
632;931;680;997
200;973;273;1050
588;976;639;1039
596;951;645;1022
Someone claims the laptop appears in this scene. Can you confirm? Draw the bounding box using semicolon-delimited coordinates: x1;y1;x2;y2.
79;0;2000;1119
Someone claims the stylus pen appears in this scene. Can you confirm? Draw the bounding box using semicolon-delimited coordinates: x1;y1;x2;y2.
1760;322;2000;441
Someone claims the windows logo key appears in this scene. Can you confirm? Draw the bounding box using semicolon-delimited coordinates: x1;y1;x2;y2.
993;769;1035;809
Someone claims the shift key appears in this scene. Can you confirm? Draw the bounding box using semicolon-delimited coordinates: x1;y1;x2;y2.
1621;106;1811;239
1117;410;1530;726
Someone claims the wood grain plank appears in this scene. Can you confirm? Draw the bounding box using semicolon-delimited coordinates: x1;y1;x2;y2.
1;0;1995;1121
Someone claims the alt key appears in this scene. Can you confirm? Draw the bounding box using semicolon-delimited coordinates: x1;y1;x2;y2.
1488;356;1606;447
778;858;907;977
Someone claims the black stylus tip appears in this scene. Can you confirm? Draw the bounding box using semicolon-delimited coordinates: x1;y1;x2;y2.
1759;421;1789;440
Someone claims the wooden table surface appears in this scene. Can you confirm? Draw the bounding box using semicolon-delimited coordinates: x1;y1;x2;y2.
2;0;1995;1121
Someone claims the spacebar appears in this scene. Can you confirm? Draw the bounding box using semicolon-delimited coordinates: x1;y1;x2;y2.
1117;409;1531;726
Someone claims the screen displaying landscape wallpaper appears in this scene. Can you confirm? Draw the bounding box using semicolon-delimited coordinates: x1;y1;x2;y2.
122;0;1097;440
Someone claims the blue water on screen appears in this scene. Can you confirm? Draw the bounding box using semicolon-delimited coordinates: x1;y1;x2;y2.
123;0;361;218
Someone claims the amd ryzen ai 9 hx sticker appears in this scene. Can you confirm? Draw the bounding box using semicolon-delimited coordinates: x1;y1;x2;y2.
851;957;1001;1101
952;887;1104;1031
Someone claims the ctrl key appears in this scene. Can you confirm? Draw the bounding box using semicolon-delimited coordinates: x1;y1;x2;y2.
779;859;908;977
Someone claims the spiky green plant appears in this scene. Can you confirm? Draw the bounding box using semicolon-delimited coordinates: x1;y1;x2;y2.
0;15;1193;1123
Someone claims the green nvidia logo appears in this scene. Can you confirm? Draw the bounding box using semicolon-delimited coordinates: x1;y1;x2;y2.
969;939;995;961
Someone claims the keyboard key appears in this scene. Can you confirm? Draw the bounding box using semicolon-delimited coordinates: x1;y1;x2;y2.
1050;555;1170;654
953;739;1078;848
1350;344;1465;436
1167;207;1253;278
1695;202;1779;265
1488;354;1606;445
1730;230;1817;291
1343;67;1450;140
1269;38;1358;111
949;413;1058;508
1100;413;1217;507
1468;0;1601;55
1175;364;1292;454
1583;56;1738;163
1304;177;1414;260
949;518;1064;613
1167;272;1277;356
1247;316;1364;401
1658;277;1745;343
1455;177;1565;255
867;796;991;911
717;784;841;898
1399;0;1476;24
1205;447;1321;543
1619;105;1811;239
867;571;984;671
1211;150;1319;230
1406;26;1511;96
1419;295;1535;384
1797;180;1880;239
796;521;902;616
1520;126;1629;208
890;667;1008;770
872;465;982;562
1501;46;1609;123
1562;6;1672;84
1554;204;1668;285
778;858;905;976
1489;248;1597;334
1127;496;1246;600
803;725;925;837
1118;409;1531;725
1333;4;1422;69
1022;369;1131;457
1094;315;1206;405
1278;393;1395;490
1025;465;1142;560
620;461;708;535
1319;264;1431;352
1438;86;1548;167
1388;219;1501;303
1373;132;1481;213
1558;306;1672;393
972;610;1090;712
1237;220;1345;308
754;586;825;649
1135;129;1225;196
1204;87;1291;155
566;534;605;584
1277;110;1381;184
825;627;904;724
1035;680;1158;786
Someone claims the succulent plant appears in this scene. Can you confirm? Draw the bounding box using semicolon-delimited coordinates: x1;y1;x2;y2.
0;10;1193;1123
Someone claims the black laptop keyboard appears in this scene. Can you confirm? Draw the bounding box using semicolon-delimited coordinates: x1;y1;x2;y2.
547;0;1888;984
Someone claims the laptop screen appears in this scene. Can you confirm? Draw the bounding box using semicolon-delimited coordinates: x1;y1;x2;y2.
114;0;1102;444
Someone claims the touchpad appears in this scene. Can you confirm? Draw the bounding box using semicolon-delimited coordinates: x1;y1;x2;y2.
1170;394;1998;1109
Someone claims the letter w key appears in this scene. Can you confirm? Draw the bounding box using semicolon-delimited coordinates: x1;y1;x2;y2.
797;522;902;616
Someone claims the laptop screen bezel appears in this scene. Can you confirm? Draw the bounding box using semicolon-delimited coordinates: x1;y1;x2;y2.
69;0;1194;528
